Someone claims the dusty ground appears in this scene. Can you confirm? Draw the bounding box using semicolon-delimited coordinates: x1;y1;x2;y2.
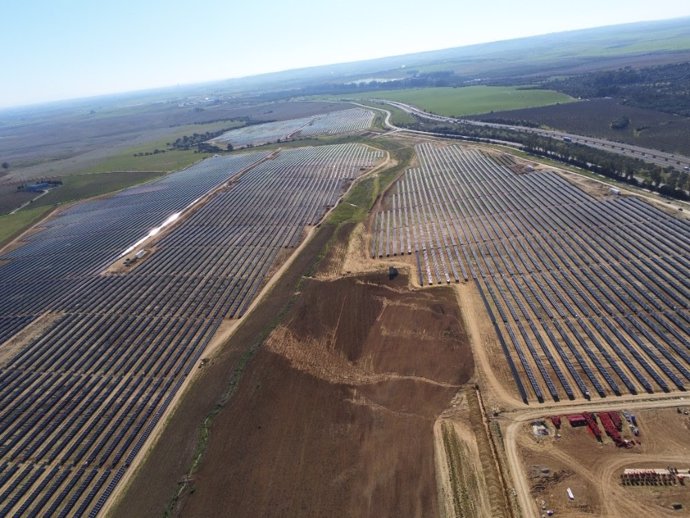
453;282;527;410
552;168;620;200
516;406;690;517
0;311;64;366
174;269;473;518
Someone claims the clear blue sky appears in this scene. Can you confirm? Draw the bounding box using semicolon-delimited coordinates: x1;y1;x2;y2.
2;0;689;108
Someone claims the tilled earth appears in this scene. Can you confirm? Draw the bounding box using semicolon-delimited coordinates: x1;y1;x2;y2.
177;273;473;518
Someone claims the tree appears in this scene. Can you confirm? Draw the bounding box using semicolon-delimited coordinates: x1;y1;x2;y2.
681;172;690;193
1;162;8;170
623;165;635;180
226;143;234;152
667;170;680;190
649;167;663;188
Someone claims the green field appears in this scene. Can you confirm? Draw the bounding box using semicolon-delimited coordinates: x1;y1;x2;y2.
350;86;576;118
0;206;54;248
81;120;244;174
86;149;208;174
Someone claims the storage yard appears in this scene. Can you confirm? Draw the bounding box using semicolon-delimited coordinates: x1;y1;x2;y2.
0;143;383;516
210;107;375;149
515;406;690;516
371;143;690;403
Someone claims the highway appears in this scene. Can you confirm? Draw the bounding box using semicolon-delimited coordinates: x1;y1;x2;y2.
382;100;690;173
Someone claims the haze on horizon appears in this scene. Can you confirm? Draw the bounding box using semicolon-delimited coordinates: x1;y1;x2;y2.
2;0;690;109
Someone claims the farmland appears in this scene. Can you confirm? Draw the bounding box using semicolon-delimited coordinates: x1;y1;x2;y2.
348;86;576;118
0;101;353;217
0;143;383;516
371;143;690;404
471;97;690;156
0;100;349;180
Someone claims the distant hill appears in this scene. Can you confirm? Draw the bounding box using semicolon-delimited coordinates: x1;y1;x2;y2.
210;17;690;94
4;17;690;111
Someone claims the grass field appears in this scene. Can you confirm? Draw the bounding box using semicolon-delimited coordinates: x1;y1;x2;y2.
348;86;576;118
85;149;208;174
81;120;244;174
0;205;53;248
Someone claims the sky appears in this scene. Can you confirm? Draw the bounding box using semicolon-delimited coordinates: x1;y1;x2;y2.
2;0;689;108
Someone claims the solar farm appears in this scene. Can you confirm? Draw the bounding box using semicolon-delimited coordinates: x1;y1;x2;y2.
0;143;382;517
371;143;690;404
210;107;375;148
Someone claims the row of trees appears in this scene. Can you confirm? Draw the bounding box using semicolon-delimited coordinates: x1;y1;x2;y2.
170;128;233;151
130;126;241;158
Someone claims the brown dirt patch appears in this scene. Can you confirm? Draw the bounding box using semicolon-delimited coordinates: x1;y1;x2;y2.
175;272;473;518
453;283;524;410
282;274;471;385
316;221;355;279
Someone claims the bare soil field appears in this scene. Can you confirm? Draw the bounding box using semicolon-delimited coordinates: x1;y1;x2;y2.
470;98;690;156
516;406;690;517
173;270;473;518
